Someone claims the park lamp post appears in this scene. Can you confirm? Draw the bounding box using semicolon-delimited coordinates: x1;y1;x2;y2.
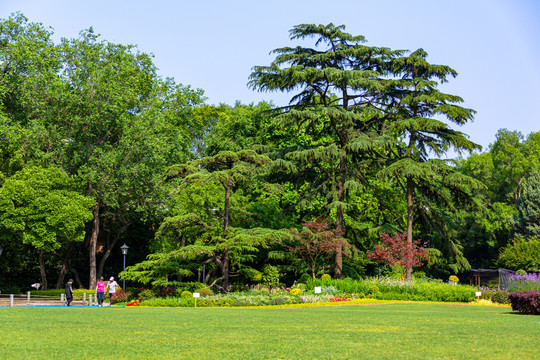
0;244;3;257
120;243;129;291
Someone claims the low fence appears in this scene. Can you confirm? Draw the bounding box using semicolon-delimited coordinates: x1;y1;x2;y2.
0;292;100;307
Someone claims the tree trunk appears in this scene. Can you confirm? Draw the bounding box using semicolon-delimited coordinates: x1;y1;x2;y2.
224;180;231;232
68;263;84;289
97;224;128;280
89;202;100;290
406;177;414;281
39;249;48;290
221;247;230;290
221;180;231;289
55;241;76;289
334;153;347;279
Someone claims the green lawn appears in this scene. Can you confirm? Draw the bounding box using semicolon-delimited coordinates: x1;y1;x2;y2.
0;303;538;359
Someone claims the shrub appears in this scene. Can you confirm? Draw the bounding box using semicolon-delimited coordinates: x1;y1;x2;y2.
194;287;214;297
241;268;263;282
293;283;307;292
111;289;131;303
508;290;540;314
153;282;202;295
497;238;540;272
180;291;193;299
491;291;510;304
321;274;331;281
31;289;94;300
230;283;247;293
159;285;178;298
138;289;156;301
2;286;23;294
290;288;303;296
449;275;459;283
368;285;380;295
262;265;280;287
126;287;145;299
516;269;527;275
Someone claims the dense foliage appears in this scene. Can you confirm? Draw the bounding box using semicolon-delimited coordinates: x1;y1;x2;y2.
1;14;539;293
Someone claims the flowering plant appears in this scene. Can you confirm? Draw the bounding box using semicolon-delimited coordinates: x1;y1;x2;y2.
290;288;303;296
329;297;351;302
449;275;459;283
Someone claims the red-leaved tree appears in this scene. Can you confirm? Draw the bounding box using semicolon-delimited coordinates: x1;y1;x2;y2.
367;233;429;279
286;220;349;279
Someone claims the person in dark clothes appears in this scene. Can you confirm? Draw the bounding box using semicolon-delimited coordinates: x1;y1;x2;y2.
65;279;73;306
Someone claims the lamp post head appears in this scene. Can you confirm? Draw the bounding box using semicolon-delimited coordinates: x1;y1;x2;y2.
120;243;129;255
0;244;3;257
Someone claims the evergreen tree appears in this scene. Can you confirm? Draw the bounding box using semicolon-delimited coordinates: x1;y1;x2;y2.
379;49;482;279
165;150;273;289
249;23;403;278
513;169;540;238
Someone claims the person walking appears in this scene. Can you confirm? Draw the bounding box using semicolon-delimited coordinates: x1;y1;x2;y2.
95;276;107;307
108;277;118;304
65;279;73;307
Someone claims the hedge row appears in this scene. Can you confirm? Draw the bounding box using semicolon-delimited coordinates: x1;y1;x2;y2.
31;289;94;300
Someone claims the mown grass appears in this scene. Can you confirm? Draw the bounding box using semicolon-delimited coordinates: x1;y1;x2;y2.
0;303;538;359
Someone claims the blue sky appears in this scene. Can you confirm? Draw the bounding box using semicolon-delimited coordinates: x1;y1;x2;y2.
1;0;539;152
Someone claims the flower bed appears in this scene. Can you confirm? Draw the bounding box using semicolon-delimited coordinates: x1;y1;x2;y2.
506;273;540;292
329;297;351;302
306;277;476;303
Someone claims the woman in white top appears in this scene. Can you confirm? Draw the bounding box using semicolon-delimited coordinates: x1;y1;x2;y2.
108;277;118;304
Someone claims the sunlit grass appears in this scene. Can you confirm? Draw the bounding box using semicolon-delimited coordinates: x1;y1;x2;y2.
0;303;537;359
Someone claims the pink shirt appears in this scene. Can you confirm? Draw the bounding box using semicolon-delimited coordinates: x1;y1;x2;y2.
96;281;106;292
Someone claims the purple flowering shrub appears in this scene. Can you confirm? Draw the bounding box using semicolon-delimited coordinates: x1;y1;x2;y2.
506;273;540;292
508;291;540;315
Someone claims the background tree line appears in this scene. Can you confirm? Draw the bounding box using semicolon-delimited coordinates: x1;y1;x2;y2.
0;15;538;292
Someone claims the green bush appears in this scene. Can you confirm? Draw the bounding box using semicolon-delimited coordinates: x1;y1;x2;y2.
2;286;23;294
516;269;527;275
321;274;331;281
262;265;280;287
498;238;540;272
241;268;263;282
31;289;94;300
293;283;307;291
180;291;193;299
138;289;156;301
230;283;247;292
368;285;380;295
491;291;510;304
194;287;214;297
152;282;203;296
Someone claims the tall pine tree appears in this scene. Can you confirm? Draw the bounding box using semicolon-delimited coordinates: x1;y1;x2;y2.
379;49;482;279
249;23;403;278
